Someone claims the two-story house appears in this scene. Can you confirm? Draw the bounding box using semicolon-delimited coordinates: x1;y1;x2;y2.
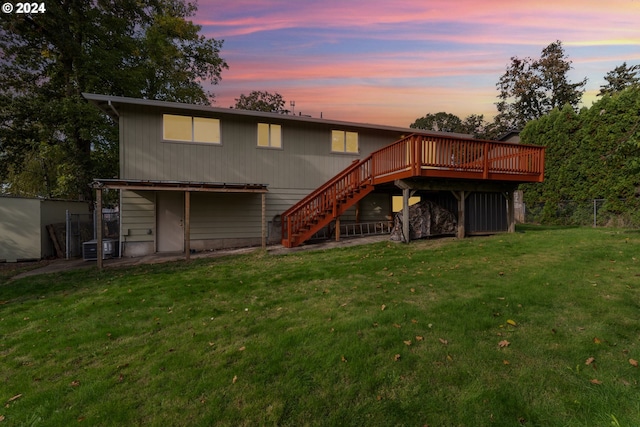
84;93;544;260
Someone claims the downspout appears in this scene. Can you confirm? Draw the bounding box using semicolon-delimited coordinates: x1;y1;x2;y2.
108;100;119;119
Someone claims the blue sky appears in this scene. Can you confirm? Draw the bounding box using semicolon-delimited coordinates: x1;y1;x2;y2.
194;0;640;127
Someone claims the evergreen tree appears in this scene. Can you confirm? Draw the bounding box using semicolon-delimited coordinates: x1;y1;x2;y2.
521;86;640;224
598;62;640;96
495;41;586;131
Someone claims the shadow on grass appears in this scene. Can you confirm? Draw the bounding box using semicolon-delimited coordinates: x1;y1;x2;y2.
0;257;211;304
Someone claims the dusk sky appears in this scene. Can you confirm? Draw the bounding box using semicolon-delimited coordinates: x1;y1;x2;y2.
195;0;640;127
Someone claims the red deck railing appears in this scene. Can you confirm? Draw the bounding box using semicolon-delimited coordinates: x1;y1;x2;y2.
282;134;544;247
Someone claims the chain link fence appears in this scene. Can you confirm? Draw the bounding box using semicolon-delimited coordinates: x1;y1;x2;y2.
524;199;640;228
65;210;120;258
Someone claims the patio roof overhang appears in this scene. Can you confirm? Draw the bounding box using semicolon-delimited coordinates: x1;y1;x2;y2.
90;178;268;193
90;179;269;270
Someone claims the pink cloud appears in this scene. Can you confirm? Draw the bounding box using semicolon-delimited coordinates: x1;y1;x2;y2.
197;0;640;127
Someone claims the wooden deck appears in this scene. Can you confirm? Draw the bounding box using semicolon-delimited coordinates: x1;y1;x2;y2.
282;134;545;248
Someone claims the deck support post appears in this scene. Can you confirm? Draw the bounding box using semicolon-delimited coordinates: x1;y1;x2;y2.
96;187;103;270
402;188;410;243
335;217;341;242
453;190;466;239
262;193;267;249
505;190;516;233
184;191;191;261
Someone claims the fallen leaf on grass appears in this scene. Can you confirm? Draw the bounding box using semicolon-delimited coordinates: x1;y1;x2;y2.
403;340;412;346
0;415;5;421
7;394;22;403
585;357;595;365
503;360;510;365
411;319;418;324
593;337;601;344
506;319;517;326
439;338;448;345
393;323;401;329
415;336;424;341
393;354;401;362
498;340;510;348
629;359;638;367
590;379;602;385
232;375;238;384
70;380;80;387
446;354;453;362
381;304;386;311
238;346;246;351
341;355;347;363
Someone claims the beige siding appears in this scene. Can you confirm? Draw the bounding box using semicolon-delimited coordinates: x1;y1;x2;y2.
0;198;89;261
0;198;40;261
119;105;404;191
120;190;155;243
116;104;412;254
190;193;262;240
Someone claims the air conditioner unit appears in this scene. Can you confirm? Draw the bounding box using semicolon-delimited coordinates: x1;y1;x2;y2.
82;239;117;261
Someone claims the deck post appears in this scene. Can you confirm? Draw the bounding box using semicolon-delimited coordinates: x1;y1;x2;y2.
402;187;410;243
184;191;191;261
454;190;465;239
96;187;103;270
335;216;341;242
505;190;516;233
262;193;266;249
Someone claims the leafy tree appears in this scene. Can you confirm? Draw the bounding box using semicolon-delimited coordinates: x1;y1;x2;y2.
410;112;491;139
234;91;288;113
495;40;587;131
460;114;490;139
410;112;463;133
0;0;228;200
598;62;640;96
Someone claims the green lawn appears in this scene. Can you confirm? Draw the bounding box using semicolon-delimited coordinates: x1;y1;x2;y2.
1;226;639;426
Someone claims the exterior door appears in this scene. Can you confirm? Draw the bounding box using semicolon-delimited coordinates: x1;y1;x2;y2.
157;192;184;252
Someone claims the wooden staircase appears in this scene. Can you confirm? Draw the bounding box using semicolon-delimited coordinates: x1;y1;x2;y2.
281;134;545;248
281;159;375;248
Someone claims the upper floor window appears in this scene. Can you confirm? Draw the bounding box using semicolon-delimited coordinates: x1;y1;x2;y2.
163;114;221;144
331;130;358;153
257;123;282;149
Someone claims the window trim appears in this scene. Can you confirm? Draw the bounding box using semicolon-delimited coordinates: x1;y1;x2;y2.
331;130;359;154
257;122;283;150
162;114;222;145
